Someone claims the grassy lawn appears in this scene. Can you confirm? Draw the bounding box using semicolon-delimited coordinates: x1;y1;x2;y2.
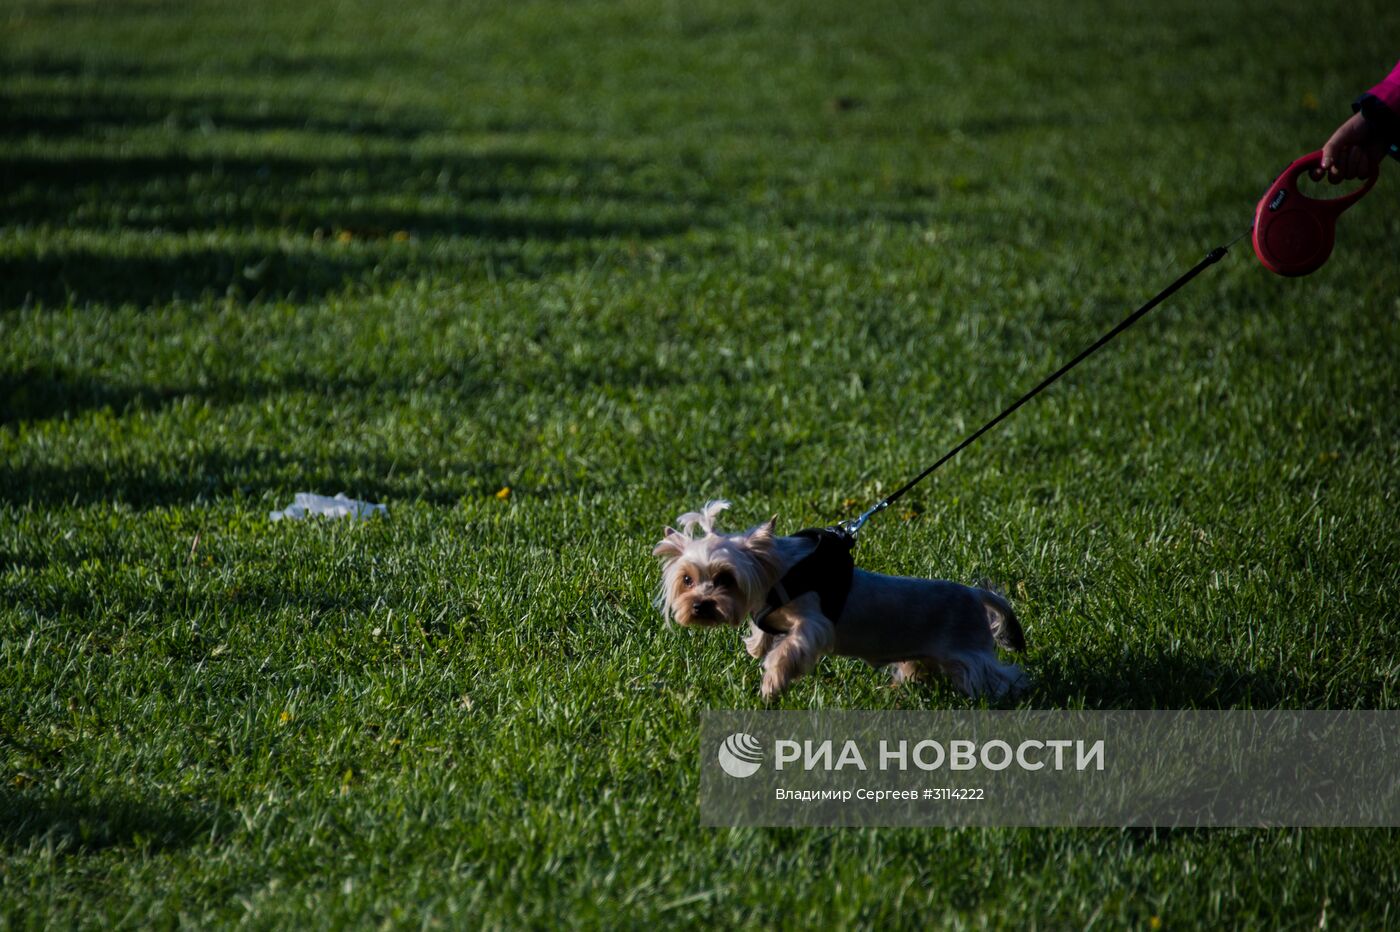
3;0;1398;926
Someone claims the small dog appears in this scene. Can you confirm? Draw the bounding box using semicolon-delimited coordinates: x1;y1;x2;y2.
653;500;1027;701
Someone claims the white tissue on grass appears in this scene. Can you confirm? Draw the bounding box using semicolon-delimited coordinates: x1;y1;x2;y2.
270;492;387;522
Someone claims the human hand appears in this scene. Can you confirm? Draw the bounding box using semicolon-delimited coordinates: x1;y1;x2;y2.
1311;112;1385;183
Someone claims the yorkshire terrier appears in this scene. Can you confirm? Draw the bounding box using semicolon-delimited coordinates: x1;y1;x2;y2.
653;500;1027;701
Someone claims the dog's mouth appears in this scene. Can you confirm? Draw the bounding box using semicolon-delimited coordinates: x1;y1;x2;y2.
678;609;738;628
686;600;727;624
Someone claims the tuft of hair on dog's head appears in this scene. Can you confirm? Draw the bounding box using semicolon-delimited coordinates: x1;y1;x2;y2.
652;501;778;628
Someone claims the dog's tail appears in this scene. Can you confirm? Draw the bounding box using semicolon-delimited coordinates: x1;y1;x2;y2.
977;587;1025;652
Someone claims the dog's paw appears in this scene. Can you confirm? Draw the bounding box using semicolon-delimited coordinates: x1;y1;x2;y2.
1005;665;1032;698
889;660;924;686
759;670;786;702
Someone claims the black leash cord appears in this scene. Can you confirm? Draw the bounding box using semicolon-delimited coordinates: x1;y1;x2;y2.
844;227;1253;537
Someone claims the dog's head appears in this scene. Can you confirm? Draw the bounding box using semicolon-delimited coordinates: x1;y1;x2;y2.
652;500;777;628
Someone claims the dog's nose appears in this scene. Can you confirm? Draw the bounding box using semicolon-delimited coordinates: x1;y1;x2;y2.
693;599;717;618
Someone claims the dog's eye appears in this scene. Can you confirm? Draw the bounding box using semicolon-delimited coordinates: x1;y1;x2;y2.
714;571;736;589
682;574;694;587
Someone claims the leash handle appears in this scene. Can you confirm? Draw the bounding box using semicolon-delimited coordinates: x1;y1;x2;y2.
1287;149;1379;213
1252;150;1379;277
842;229;1251;540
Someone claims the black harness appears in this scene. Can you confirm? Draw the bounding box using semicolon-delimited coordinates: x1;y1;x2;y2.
751;527;856;635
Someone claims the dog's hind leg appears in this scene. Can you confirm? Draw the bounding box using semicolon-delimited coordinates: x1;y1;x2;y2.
936;651;1029;699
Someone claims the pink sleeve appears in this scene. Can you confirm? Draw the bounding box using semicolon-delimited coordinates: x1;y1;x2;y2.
1367;60;1400;111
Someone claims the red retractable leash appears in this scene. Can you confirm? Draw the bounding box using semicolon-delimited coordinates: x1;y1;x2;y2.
1253;149;1382;276
840;149;1384;539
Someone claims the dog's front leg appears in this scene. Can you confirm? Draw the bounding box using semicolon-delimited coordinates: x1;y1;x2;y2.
743;623;775;659
759;595;833;701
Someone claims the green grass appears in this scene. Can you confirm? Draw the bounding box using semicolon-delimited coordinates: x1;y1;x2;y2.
3;0;1399;926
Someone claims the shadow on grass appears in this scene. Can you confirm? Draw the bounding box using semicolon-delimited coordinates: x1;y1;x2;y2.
2;149;689;230
0;151;692;307
1;328;685;426
0;88;439;141
0;244;423;310
0;367;380;426
1;68;704;309
9;0;183;19
0;53;167;81
0;788;216;855
1028;642;1381;709
0;443;510;510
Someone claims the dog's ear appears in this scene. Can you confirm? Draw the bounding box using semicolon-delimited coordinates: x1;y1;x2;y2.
744;517;780;575
746;517;778;551
652;527;686;559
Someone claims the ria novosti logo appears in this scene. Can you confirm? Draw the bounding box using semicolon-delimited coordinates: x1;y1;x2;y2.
714;733;1107;779
717;733;763;778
